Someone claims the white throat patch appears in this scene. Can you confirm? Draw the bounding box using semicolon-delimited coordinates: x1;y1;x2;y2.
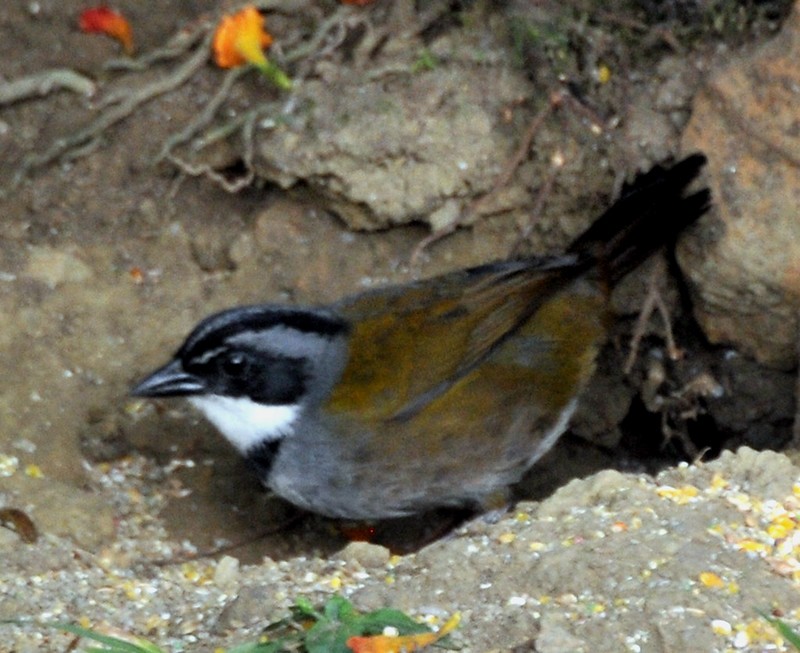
189;395;298;453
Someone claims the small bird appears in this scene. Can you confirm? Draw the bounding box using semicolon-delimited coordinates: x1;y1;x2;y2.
132;155;709;520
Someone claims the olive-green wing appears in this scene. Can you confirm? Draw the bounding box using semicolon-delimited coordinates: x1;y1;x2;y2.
327;257;582;420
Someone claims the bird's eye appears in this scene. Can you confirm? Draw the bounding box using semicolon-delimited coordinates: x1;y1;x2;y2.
221;351;250;378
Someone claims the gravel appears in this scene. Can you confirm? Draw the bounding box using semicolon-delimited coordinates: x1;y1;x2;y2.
3;447;800;652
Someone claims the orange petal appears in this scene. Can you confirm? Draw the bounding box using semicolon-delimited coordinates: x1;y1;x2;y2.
346;614;460;653
78;6;134;55
347;632;436;653
212;5;273;69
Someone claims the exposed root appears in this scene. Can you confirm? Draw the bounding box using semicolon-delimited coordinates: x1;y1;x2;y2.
103;15;214;72
156;66;250;164
165;105;267;194
3;0;359;194
0;69;95;105
10;32;212;191
153;1;413;191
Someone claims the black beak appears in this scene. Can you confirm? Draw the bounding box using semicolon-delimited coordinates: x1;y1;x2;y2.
131;359;206;397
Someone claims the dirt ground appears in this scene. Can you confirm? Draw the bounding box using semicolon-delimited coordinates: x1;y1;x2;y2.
1;1;799;650
0;0;795;555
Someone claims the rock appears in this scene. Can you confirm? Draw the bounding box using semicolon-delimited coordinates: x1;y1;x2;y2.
213;555;241;590
251;61;533;230
536;613;584;653
215;583;280;632
570;367;633;449
678;6;800;368
24;245;93;287
707;447;797;498
338;541;391;569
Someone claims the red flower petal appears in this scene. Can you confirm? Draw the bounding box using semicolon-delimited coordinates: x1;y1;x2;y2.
79;6;134;55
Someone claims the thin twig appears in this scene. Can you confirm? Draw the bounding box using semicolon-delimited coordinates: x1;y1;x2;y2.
510;150;565;256
483;91;566;207
623;259;681;374
654;285;681;361
595;11;684;52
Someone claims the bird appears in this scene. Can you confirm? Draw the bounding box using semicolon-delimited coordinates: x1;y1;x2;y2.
131;154;710;520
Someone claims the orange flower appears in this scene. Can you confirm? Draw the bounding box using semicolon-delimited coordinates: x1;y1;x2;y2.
213;6;272;69
78;6;134;55
212;6;290;89
346;613;460;653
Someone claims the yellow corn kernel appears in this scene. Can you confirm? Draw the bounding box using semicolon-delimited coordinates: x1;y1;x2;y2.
24;464;43;478
699;571;725;589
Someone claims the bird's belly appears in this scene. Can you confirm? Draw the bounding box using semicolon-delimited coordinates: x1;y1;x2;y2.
266;393;578;520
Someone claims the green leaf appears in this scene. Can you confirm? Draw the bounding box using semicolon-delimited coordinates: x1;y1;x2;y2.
1;600;463;653
411;49;438;72
302;597;367;653
304;616;355;653
762;613;800;649
293;596;324;621
357;608;431;636
323;596;358;623
48;623;164;653
226;640;289;653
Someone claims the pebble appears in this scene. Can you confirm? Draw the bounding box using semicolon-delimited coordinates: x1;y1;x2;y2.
339;541;392;568
24;245;93;287
214;555;240;590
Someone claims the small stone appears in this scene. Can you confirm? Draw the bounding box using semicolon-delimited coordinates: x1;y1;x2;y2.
711;619;732;636
24;245;93;287
214;555;240;590
339;541;391;568
428;199;461;232
228;232;255;266
214;584;277;633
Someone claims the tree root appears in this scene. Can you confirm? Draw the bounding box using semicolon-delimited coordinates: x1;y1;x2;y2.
9;32;212;192
3;0;387;197
0;69;95;105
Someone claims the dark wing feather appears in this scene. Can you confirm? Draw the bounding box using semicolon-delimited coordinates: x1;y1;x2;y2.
326;153;710;422
328;256;581;420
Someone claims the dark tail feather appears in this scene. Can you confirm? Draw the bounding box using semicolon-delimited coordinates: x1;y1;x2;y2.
568;153;711;284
